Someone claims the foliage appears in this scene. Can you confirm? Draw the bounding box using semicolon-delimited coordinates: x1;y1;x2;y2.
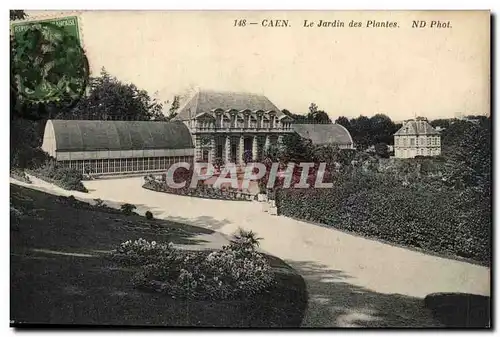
93;198;105;208
112;231;274;300
112;238;177;266
31;161;88;192
212;157;224;171
10;118;49;169
143;177;253;202
145;210;154;220
374;142;390;158
276;168;490;264
229;228;263;252
443;120;491;191
335;114;399;150
281;133;315;163
439;119;475;155
166;95;180;120
62;68;164;121
10;168;31;184
120;203;137;216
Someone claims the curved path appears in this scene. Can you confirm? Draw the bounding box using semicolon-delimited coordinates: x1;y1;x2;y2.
13;176;490;327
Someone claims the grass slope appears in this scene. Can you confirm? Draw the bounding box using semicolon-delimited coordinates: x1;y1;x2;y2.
10;184;307;327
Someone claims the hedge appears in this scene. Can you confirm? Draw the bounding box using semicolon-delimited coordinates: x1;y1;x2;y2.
276;171;490;264
28;161;88;193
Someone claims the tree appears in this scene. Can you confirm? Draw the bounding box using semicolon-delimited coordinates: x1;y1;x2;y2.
167;95;180;120
306;103;331;124
374;142;390;158
282;109;308;123
349;115;372;150
308;103;318;115
370;114;397;145
311;110;332;124
282;133;315;163
443;120;491;191
430;118;454;130
65;68;164;121
335;116;351;129
439;120;474;155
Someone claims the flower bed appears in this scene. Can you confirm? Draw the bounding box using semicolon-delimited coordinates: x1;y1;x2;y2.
143;175;254;201
111;230;275;300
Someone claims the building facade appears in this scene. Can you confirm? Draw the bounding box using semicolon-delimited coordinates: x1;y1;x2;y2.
41;120;194;175
173;90;295;163
40;90;356;176
393;117;441;158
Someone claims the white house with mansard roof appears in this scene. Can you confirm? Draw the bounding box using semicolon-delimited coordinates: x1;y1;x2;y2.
393;117;441;158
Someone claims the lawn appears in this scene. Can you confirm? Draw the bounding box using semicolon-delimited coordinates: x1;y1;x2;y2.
10;184;307;327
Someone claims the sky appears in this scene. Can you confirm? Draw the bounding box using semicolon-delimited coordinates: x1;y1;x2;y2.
26;10;490;121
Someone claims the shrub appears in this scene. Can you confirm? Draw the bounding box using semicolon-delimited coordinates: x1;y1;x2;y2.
145;210;154;220
30;161;88;192
112;238;177;265
276;169;490;264
10;169;31;184
113;231;274;300
120;203;137;216
94;198;106;208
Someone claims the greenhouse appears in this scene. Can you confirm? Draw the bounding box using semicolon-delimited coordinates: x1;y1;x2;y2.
41;120;195;176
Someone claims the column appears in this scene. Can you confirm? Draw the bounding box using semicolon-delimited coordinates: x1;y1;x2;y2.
194;135;202;162
209;136;216;163
277;135;283;146
252;136;258;161
264;135;270;149
238;136;245;165
225;136;231;163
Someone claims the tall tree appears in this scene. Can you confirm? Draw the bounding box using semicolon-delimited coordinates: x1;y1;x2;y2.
370;114;397;145
65;68;164;121
308;103;318;115
335;116;351;129
349;115;372;150
167;95;180;120
443;119;491;192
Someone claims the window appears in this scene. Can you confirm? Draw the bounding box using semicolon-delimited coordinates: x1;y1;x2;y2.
137;158;144;171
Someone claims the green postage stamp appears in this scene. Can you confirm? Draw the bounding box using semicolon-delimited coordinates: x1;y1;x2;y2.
10;16;88;104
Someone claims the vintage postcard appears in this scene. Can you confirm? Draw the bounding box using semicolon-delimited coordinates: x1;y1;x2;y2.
10;10;491;328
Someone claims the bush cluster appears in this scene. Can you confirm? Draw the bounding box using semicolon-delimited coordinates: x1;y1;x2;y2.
112;230;274;300
10;169;31;184
30;161;88;192
276;170;490;264
120;203;137;216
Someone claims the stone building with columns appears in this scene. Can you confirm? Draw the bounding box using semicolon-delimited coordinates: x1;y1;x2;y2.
172;90;295;164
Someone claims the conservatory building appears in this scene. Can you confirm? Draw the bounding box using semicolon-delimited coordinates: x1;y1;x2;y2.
41;120;195;175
